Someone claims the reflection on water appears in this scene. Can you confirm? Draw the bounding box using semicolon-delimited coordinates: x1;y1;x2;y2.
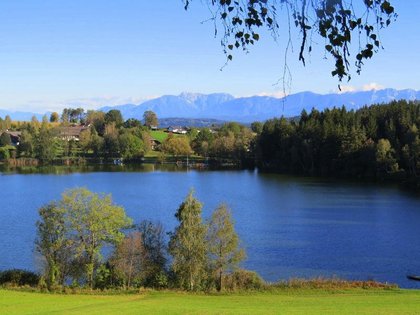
0;163;191;175
0;166;419;288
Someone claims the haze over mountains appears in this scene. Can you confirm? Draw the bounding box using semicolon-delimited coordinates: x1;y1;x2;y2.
100;89;419;123
1;88;419;123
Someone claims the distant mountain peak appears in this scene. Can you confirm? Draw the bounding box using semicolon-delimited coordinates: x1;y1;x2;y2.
96;88;419;123
3;88;417;123
179;92;203;103
178;92;235;103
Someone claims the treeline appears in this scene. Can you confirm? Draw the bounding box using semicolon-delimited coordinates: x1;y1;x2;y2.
35;188;249;292
0;108;254;164
0;109;153;162
255;100;420;183
1;100;419;186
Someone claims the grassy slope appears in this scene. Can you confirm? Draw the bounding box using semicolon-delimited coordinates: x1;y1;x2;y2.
150;130;168;142
1;289;420;315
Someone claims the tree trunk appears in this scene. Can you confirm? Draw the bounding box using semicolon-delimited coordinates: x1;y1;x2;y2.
87;254;94;290
190;273;193;291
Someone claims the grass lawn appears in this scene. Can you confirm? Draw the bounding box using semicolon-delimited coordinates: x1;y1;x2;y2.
150;130;180;142
1;289;420;314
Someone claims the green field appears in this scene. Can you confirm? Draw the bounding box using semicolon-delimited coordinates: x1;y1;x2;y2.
1;289;420;314
150;130;168;142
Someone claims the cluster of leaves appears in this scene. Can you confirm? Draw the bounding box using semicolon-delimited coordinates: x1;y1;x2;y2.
184;0;396;82
255;100;420;182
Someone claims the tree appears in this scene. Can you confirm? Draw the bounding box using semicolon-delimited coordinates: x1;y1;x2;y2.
376;138;398;172
50;112;60;123
42;115;49;124
169;191;207;291
104;123;120;157
80;126;104;157
161;136;192;157
251;122;263;135
207;204;245;291
105;110;124;128
110;231;143;288
35;126;59;163
0;132;12;146
124;118;142;129
60;188;132;288
86;110;106;135
18;130;35;157
61;108;85;124
0;146;11;160
90;127;104;157
143;111;158;128
35;202;73;289
119;132;145;159
4;115;12;129
184;0;396;83
137;220;167;287
192;128;214;157
209;132;236;158
79;128;92;152
61;109;70;124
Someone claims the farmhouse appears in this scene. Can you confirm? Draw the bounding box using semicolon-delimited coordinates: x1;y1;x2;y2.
1;130;22;146
58;125;89;141
167;126;188;134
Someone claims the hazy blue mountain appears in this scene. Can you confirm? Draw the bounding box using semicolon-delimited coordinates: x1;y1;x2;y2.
0;110;45;121
2;89;418;123
102;89;419;122
117;93;235;119
100;104;137;114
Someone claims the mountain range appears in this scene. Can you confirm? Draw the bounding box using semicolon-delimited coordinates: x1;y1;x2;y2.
0;109;46;122
1;88;419;123
100;89;419;123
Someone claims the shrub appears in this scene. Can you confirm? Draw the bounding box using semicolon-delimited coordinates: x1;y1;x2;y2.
0;147;10;160
274;277;398;290
223;269;265;291
0;269;40;287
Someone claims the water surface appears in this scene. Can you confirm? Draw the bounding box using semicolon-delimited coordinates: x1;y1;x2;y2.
1;165;419;288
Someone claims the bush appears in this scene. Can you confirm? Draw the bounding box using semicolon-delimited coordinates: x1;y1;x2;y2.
274;277;398;290
0;146;10;160
0;269;40;287
223;269;265;291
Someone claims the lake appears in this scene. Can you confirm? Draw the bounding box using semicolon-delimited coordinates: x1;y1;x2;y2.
1;165;419;288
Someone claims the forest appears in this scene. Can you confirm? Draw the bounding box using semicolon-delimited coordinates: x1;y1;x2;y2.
0;100;419;187
256;100;420;184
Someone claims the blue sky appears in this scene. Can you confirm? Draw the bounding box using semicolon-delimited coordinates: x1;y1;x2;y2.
0;1;418;113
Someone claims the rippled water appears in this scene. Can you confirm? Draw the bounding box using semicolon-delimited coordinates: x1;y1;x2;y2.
1;165;419;288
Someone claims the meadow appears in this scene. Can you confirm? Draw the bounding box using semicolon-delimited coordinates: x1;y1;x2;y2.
1;289;420;314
